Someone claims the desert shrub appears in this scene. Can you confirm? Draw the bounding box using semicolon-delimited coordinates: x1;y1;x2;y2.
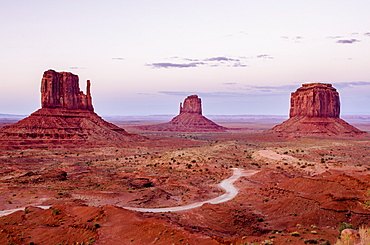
304;239;318;244
339;222;353;233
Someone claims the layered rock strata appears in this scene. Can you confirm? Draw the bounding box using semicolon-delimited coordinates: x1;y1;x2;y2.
270;83;365;136
140;95;226;132
0;70;135;148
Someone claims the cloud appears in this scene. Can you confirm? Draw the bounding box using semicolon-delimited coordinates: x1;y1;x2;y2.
327;35;343;39
112;57;125;60
364;32;370;37
147;56;248;69
158;91;249;97
204;57;239;62
147;62;205;68
69;66;79;69
256;54;273;59
158;84;299;98
232;62;248;67
336;39;360;44
280;36;304;42
334;81;370;89
250;84;299;93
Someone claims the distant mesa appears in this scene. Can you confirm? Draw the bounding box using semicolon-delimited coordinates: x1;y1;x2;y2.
0;70;137;148
270;83;366;136
140;95;226;132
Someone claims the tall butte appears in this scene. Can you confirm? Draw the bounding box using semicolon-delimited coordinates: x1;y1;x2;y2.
141;95;226;132
0;70;136;148
270;83;366;136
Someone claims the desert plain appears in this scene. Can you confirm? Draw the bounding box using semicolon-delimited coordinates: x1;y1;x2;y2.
0;116;370;245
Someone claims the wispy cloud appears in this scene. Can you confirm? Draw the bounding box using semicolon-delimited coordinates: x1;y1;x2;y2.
158;84;299;98
327;35;343;39
148;62;205;69
334;81;370;89
112;57;125;60
69;66;79;69
204;57;239;62
158;91;249;97
280;36;304;43
146;56;249;69
256;54;274;59
336;39;360;44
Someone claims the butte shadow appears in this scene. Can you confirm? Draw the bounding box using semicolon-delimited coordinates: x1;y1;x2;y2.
138;95;227;132
0;70;141;149
268;83;366;137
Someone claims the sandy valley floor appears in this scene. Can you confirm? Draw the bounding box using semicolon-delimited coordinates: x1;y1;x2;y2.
0;120;369;244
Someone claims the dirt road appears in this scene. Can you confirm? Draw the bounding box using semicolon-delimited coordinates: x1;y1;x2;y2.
124;168;260;213
0;168;259;216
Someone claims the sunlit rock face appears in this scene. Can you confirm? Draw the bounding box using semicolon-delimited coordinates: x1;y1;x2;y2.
179;95;202;114
289;83;340;118
41;70;93;111
269;83;365;137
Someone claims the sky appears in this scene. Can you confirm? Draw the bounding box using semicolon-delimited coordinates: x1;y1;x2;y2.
1;0;370;116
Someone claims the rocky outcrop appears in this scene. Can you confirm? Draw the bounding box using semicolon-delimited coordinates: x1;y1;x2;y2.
140;95;226;132
180;95;202;114
289;83;340;118
270;83;365;136
41;70;93;111
0;70;137;148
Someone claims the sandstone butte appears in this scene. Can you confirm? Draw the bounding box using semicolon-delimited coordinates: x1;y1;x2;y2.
270;83;366;136
140;95;226;132
0;70;137;148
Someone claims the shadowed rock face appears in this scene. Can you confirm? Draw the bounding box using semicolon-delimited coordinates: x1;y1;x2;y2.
139;95;226;132
270;83;365;137
0;70;136;148
290;83;340;118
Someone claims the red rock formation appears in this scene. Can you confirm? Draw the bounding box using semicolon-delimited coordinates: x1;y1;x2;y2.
180;95;202;114
290;83;340;118
0;70;137;148
140;95;226;132
41;70;93;111
270;83;365;136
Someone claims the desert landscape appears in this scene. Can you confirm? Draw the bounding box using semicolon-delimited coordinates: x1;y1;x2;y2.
0;72;369;245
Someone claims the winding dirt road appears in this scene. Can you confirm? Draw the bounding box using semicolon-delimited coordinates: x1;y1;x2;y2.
124;168;260;213
0;168;259;216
